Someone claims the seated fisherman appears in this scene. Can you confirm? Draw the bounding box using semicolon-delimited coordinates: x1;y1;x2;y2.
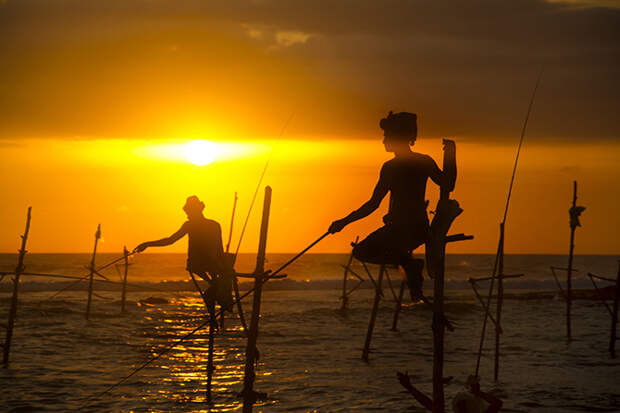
134;195;233;309
328;111;455;300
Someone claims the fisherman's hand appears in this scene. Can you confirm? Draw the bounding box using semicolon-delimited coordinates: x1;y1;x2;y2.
328;219;348;234
134;243;149;253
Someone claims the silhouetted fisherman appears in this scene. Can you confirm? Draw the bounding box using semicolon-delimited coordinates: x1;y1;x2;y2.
134;195;233;309
329;111;455;300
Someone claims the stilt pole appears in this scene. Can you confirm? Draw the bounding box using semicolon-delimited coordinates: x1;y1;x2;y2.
340;236;358;311
566;181;577;340
362;264;385;362
391;281;406;331
85;224;101;320
610;261;620;358
493;223;505;381
2;207;32;367
120;246;129;313
242;186;271;413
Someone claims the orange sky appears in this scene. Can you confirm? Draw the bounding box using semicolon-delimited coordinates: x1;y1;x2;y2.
0;0;618;254
1;137;618;254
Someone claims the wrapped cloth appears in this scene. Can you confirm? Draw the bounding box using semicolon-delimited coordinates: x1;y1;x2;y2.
569;205;586;230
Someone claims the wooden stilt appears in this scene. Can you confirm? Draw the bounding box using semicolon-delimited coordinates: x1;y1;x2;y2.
188;271;216;404
243;186;271;413
2;207;32;367
493;223;505;382
566;181;577;340
362;264;385;363
390;280;406;331
610;261;620;358
340;236;358;311
120;246;129;313
85;224;101;320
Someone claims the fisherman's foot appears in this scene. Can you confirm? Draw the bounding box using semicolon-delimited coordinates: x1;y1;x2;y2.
403;259;424;301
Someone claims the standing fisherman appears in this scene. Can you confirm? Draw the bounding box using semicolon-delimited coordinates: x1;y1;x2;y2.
328;111;456;300
134;195;233;309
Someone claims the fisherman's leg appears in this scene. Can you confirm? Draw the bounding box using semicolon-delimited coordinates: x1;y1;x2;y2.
352;226;400;265
398;224;429;301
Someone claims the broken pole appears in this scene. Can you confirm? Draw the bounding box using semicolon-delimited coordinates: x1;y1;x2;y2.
567;181;577;340
362;264;385;362
85;224;101;320
611;261;620;358
2;206;32;367
242;186;271;413
493;223;505;382
340;236;358;311
120;246;129;313
390;280;406;331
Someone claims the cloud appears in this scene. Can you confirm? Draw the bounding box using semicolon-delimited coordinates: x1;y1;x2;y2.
0;0;618;141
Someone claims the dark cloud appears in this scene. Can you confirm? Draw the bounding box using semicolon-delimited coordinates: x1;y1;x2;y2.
0;0;618;141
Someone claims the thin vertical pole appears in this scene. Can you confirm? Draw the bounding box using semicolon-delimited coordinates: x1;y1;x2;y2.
391;280;406;331
222;192;239;330
610;261;620;358
243;186;271;413
340;236;358;311
567;181;577;340
493;223;505;382
3;207;32;367
362;264;385;362
120;246;129;313
85;224;101;320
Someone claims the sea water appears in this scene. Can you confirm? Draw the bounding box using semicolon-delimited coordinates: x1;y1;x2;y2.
1;254;619;412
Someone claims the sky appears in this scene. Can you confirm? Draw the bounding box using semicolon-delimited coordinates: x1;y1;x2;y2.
0;0;619;254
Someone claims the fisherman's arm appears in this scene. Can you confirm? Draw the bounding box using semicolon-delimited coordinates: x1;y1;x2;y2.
429;139;456;191
134;224;188;252
328;169;388;233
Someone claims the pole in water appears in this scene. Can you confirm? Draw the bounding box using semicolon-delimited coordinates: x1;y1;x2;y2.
362;264;385;362
391;280;406;332
3;207;32;367
243;186;271;413
493;223;505;382
610;261;619;358
85;224;101;320
566;181;578;340
120;246;129;313
340;236;358;311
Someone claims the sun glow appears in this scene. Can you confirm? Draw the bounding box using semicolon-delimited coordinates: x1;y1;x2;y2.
184;139;217;166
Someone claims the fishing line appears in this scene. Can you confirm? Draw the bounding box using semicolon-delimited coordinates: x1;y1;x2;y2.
474;68;544;376
77;231;329;409
232;113;294;264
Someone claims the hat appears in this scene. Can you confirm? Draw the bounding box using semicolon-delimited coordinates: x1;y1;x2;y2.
183;196;205;213
380;111;417;138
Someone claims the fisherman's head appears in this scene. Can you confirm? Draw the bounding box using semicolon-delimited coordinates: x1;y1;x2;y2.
183;195;205;219
380;111;417;153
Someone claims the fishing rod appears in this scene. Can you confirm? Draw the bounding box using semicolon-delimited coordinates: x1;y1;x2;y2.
474;68;544;376
77;231;329;409
232;113;294;264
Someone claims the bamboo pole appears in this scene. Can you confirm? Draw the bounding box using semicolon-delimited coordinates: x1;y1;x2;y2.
362;264;385;362
120;246;129;313
610;261;620;358
340;236;358;311
85;224;101;320
242;186;271;413
390;281;406;331
494;223;505;382
566;181;577;340
222;192;239;330
2;207;32;367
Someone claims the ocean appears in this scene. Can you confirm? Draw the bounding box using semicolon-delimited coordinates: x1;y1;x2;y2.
1;253;619;412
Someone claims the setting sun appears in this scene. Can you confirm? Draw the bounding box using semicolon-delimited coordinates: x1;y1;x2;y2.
184;140;217;166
